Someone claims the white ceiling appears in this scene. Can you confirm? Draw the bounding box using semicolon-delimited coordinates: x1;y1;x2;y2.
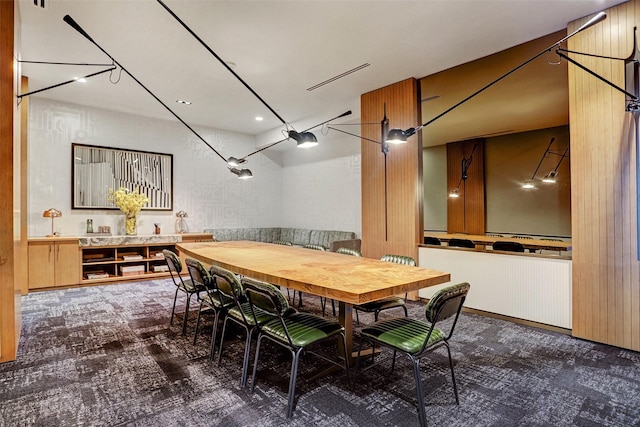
17;0;624;148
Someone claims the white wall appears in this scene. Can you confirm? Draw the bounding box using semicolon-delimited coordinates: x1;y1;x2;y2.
28;97;283;237
28;97;362;238
279;130;362;236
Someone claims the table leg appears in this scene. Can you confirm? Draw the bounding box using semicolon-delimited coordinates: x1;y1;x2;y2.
338;300;353;356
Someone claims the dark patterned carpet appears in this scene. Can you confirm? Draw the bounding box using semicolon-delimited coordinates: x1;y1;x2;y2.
1;279;639;426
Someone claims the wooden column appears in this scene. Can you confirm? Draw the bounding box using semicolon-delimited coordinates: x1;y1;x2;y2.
0;0;19;362
568;1;640;351
361;78;423;263
446;139;485;234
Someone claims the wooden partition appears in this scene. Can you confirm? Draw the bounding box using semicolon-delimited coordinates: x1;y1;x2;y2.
568;1;640;351
361;79;423;263
0;0;19;362
446;139;485;234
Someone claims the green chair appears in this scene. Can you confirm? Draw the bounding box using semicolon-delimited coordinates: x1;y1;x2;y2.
355;282;470;427
214;269;280;388
185;258;234;358
353;254;415;324
163;249;205;335
336;247;362;257
245;279;350;418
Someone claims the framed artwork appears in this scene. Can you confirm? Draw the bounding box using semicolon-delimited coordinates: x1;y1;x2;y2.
72;143;173;210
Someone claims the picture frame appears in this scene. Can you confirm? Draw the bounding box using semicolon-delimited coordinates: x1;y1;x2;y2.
72;143;173;210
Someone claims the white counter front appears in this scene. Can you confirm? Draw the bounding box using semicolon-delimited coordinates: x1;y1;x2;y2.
418;247;572;329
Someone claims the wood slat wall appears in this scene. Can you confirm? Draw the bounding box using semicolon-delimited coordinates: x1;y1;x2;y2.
0;0;19;362
361;79;423;263
446;139;485;234
569;0;640;351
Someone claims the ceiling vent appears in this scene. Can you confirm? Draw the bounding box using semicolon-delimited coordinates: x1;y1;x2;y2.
32;0;47;9
306;63;370;91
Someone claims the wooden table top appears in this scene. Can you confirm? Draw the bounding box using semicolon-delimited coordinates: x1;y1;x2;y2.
176;241;451;305
423;232;572;251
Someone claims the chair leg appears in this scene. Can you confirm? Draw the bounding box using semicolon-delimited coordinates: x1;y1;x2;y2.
169;287;180;326
331;299;336;316
250;334;264;393
182;293;192;335
208;310;222;361
217;316;231;366
286;348;303;418
192;302;203;344
402;305;408;317
340;332;350;385
444;342;460;404
391;349;397;373
320;297;327;316
355;309;360;325
411;357;428;427
240;328;255;388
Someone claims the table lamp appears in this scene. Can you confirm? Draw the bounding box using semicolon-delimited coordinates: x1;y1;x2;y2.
42;208;62;237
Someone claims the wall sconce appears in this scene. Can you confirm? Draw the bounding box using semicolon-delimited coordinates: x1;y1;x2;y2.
521;137;569;188
229;168;253;179
42;208;62;237
288;130;318;148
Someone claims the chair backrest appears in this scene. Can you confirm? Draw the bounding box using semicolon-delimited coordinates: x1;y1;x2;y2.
209;264;244;302
273;240;293;246
303;244;326;251
423;236;441;245
381;254;416;266
420;282;470;354
336;247;362;257
185;258;210;289
163;249;182;274
242;278;290;316
448;238;475;249
492;241;525;252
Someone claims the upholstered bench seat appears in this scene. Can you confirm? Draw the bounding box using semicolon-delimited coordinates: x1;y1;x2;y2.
203;227;360;252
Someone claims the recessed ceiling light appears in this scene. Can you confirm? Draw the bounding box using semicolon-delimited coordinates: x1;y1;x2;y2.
176;100;192;105
74;77;86;83
255;116;263;121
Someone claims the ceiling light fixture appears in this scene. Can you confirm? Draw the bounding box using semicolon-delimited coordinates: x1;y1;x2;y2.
255;116;263;121
176;99;192;105
521;137;570;189
227;156;246;167
229;168;253;179
385;11;608;144
288;131;318;148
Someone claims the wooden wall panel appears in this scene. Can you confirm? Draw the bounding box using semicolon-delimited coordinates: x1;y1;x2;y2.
0;0;18;362
446;139;485;234
569;0;640;351
361;79;422;263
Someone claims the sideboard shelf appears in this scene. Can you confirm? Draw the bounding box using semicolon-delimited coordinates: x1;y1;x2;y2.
28;233;213;290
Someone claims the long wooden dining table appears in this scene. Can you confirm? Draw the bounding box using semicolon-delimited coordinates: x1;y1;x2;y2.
176;240;451;358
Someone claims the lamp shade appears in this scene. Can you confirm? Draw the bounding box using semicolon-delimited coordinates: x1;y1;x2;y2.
227;156;246;167
288;130;318;148
542;170;558;183
385;128;410;144
42;208;62;218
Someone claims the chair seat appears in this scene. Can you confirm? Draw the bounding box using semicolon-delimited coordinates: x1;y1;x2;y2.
355;296;405;313
227;302;277;326
261;312;344;347
201;292;235;310
177;277;203;293
361;317;445;354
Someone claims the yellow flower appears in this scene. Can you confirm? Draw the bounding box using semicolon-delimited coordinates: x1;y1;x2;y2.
108;187;149;216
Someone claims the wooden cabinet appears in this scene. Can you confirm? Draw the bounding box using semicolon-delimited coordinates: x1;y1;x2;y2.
28;238;81;289
80;243;180;283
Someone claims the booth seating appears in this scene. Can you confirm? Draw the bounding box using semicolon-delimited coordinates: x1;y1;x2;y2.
204;227;361;252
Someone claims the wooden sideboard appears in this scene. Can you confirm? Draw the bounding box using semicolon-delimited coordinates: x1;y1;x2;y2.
27;233;213;290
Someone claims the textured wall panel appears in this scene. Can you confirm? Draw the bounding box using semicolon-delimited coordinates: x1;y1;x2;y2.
568;1;640;351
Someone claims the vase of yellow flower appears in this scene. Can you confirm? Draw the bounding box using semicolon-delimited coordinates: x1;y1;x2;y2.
108;187;149;235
